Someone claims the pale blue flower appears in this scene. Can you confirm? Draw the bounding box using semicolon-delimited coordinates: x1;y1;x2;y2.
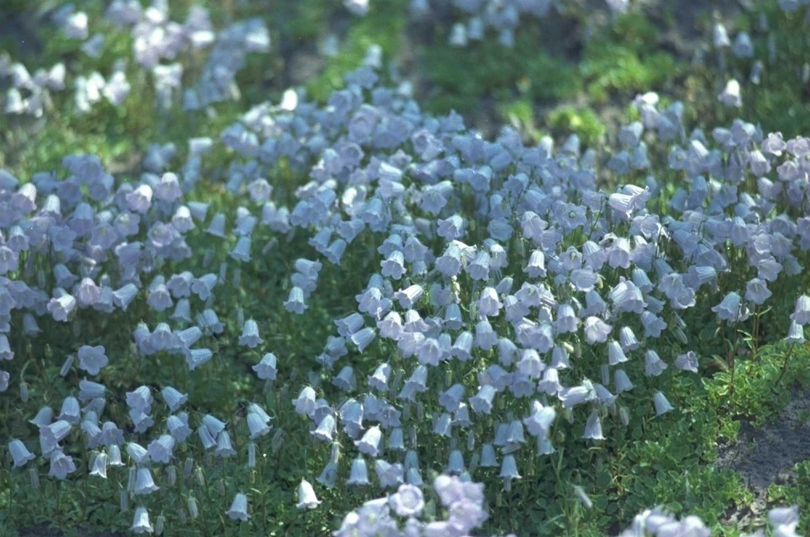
9;439;35;468
226;492;249;521
786;321;805;344
499;454;520;479
355;425;382;457
374;459;404;488
77;345;108;376
652;391;675;416
745;278;772;305
347;456;370;486
582;410;604;440
239;319;263;348
48;449;76;480
252;353;277;381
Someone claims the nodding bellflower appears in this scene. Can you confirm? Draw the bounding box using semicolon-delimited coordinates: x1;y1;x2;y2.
226;492;250;521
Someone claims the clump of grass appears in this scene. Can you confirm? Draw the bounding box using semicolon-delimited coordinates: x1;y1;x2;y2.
306;0;406;102
546;105;606;148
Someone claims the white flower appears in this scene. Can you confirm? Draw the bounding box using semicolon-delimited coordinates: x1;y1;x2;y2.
131;506;153;534
296;479;321;510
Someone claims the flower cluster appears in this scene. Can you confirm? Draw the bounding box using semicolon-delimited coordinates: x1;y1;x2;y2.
3;0;810;535
0;140;277;526
348;0;634;48
219;63;797;495
333;473;804;537
1;0;269;117
617;504;802;537
334;474;496;537
434;0;554;48
6;46;810;526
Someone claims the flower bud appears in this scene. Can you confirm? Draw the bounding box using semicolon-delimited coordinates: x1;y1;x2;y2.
29;468;39;490
514;238;525;258
262;238;277;255
166;465;177;486
60;355;74;377
127;466;136;491
271;428;284;453
183;457;194;480
25;255;35;278
758;12;768;32
467;300;477;320
277;385;289;402
391;369;405;393
674;327;688;345
193;466;205;488
187;495;199;519
248;442;256;468
619;406;630;427
120;489;129;512
155;515;165;536
469;452;480;474
203;249;214;268
20;381;29;403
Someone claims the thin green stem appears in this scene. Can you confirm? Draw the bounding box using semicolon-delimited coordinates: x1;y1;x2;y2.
82;448;89;521
774;342;796;389
728;326;739;394
260;449;267;531
54;479;60;523
7;470;14;527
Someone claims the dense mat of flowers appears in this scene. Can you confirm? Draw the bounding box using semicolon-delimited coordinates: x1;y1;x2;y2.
3;1;810;536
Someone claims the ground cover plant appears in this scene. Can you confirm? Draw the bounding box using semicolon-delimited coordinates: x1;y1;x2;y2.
5;1;810;536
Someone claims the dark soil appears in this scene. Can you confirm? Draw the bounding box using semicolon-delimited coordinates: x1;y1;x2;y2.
713;386;810;529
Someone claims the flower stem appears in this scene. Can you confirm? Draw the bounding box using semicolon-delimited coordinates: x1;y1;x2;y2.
774;342;796;389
